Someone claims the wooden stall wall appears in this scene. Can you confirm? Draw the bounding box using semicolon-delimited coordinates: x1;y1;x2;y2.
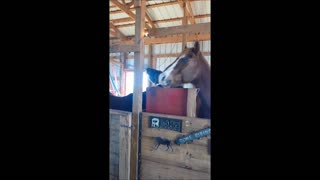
109;109;132;180
139;112;211;180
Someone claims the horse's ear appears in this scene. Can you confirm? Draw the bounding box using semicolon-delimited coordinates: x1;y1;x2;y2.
193;41;200;55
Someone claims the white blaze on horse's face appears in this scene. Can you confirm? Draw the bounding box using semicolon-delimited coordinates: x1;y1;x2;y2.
158;58;180;87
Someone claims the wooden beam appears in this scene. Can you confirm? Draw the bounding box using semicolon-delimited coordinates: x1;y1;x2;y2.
110;44;139;53
110;39;135;45
110;31;117;36
110;51;211;60
145;12;155;29
145;33;211;44
154;52;211;58
126;0;134;8
110;0;135;20
111;17;134;24
110;0;152;29
109;58;123;65
109;37;119;40
110;32;211;45
186;0;196;24
113;14;211;28
131;0;145;180
149;23;211;37
178;0;192;24
110;1;179;14
110;22;126;39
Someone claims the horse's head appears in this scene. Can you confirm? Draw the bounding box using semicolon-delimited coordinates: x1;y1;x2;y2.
159;41;205;88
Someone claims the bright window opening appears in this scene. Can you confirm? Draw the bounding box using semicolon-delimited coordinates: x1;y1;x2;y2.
125;71;149;95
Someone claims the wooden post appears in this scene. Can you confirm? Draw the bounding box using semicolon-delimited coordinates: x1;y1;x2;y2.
120;53;126;95
123;52;128;69
187;88;197;117
148;45;153;87
152;57;156;69
131;0;145;179
182;1;187;48
118;113;132;180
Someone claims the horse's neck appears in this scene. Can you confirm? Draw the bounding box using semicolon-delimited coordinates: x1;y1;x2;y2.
193;63;211;108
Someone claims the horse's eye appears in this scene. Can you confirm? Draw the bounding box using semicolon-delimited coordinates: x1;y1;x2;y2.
181;57;189;63
161;76;165;81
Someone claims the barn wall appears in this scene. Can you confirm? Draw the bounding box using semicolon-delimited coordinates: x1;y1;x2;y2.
155;40;211;71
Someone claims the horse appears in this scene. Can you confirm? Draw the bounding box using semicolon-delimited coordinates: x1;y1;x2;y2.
109;67;162;112
109;91;147;112
158;41;211;119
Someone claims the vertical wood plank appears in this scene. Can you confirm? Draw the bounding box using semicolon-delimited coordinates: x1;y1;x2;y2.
109;113;120;178
120;52;126;95
148;45;153;87
131;0;146;179
182;1;187;48
187;88;197;117
153;57;157;69
119;114;132;180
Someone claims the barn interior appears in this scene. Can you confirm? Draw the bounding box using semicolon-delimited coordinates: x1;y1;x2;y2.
109;0;211;96
109;1;211;179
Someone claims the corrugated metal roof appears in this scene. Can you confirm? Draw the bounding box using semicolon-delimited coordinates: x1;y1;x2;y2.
110;0;211;36
147;4;183;21
118;26;135;36
191;1;211;16
153;43;183;55
109;12;130;20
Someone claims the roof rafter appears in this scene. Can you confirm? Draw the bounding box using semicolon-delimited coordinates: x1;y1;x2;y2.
148;23;211;37
110;22;126;39
186;0;196;24
110;32;211;45
113;14;210;28
110;0;152;29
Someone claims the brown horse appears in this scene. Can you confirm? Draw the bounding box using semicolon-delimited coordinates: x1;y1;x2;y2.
158;41;211;119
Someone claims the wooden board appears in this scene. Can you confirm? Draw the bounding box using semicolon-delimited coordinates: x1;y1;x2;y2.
187;88;198;117
141;136;210;173
119;113;132;180
140;112;211;180
109;112;120;178
109;109;132;179
141;159;210;180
